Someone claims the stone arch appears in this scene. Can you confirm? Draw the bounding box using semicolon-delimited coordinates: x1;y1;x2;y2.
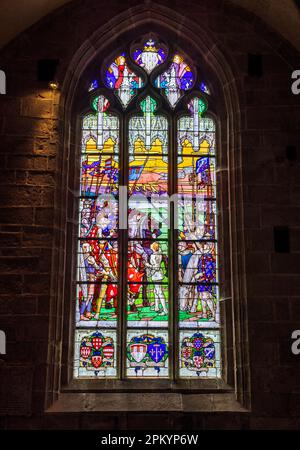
50;1;250;410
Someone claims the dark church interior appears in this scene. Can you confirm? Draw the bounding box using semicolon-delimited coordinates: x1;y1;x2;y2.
1;0;300;434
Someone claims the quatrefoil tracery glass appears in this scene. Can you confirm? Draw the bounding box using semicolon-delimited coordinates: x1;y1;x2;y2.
89;38;201;109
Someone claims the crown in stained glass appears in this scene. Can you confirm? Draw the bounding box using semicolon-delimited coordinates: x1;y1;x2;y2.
133;38;167;74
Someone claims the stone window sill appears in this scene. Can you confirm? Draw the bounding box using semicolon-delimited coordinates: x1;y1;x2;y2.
60;378;232;392
46;382;248;413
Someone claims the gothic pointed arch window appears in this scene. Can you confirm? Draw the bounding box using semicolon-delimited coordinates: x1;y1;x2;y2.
74;36;220;380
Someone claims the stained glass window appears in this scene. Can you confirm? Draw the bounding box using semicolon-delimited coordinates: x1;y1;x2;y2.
74;95;119;378
75;37;220;380
88;80;99;92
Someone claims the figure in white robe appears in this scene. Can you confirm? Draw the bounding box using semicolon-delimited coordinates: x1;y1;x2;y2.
145;242;168;315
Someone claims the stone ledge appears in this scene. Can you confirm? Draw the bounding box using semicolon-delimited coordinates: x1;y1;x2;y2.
61;378;230;392
46;392;248;413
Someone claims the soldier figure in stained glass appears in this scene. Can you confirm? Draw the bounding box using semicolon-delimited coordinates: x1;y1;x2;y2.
194;243;216;319
93;241;117;320
80;243;100;321
128;241;147;312
178;241;194;282
179;243;216;319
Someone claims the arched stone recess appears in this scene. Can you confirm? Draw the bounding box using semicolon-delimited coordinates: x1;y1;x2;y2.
48;1;250;411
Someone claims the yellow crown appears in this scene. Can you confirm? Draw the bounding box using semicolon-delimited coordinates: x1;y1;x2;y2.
143;39;157;52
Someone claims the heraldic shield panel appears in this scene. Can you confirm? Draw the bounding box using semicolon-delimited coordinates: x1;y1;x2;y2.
74;36;221;380
179;330;220;378
126;330;169;378
74;329;117;378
